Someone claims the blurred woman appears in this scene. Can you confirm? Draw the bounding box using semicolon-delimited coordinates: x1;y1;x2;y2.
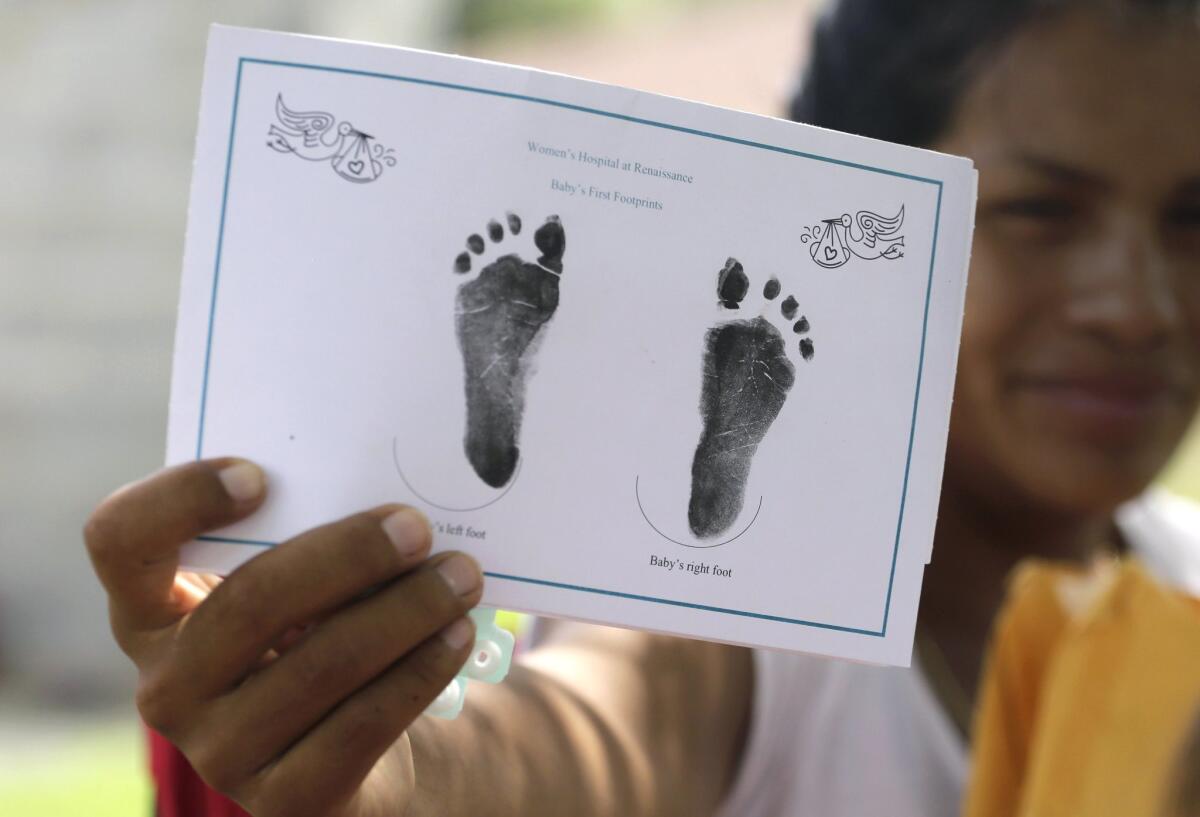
85;1;1200;815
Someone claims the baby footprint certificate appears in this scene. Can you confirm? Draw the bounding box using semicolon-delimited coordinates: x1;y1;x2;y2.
169;25;977;665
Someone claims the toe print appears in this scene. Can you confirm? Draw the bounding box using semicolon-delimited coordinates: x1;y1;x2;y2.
687;258;815;538
451;214;566;488
534;217;565;273
780;295;799;321
794;315;815;361
717;258;749;308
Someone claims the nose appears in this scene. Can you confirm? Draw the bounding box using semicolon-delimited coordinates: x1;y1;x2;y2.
1065;220;1181;351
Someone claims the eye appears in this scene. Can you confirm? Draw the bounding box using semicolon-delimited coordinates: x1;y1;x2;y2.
1165;201;1200;257
990;196;1081;223
1165;202;1200;229
982;195;1086;247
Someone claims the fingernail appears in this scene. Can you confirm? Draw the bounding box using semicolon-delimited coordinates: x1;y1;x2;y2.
217;462;265;503
436;554;482;597
381;509;427;558
440;617;474;649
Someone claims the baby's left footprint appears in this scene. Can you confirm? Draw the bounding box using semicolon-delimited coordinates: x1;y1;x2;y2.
451;213;566;488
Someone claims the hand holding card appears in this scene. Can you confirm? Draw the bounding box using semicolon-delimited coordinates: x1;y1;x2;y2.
84;458;481;815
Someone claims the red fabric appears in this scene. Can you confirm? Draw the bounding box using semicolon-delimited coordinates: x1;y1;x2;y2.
148;728;251;817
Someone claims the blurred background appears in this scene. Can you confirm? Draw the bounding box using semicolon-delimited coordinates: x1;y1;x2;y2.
1;0;1197;813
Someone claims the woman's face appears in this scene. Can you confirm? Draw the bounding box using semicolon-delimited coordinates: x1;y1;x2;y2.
936;10;1200;515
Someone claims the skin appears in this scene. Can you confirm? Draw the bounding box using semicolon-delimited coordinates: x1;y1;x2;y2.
83;9;1200;817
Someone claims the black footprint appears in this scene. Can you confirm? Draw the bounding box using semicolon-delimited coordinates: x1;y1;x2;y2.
452;213;565;488
688;260;815;538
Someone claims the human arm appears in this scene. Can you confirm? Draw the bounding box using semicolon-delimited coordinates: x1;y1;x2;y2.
406;624;751;817
84;458;751;817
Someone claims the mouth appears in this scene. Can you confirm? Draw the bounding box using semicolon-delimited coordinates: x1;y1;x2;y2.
1010;371;1186;438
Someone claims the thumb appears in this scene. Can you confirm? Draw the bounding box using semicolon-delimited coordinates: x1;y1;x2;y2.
84;458;266;638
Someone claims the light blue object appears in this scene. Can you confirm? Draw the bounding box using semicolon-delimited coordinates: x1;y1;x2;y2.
424;607;515;719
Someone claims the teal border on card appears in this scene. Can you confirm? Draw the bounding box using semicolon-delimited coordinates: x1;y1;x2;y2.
195;56;948;639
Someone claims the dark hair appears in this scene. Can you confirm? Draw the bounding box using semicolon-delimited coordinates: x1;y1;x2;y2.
789;0;1200;148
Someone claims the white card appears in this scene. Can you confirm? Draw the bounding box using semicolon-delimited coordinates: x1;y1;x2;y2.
169;25;976;665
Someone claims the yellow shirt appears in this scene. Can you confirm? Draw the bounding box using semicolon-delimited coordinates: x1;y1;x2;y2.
963;559;1200;817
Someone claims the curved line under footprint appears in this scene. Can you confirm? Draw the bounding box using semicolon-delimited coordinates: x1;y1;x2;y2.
392;436;521;512
634;475;762;549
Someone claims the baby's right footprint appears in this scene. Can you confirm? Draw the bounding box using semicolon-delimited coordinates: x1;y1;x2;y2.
689;258;815;538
